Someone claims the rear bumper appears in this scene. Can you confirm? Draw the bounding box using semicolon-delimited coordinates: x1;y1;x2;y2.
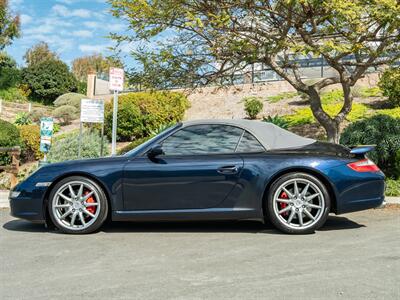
336;178;385;214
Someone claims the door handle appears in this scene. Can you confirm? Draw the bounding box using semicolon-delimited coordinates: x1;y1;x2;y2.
217;165;239;174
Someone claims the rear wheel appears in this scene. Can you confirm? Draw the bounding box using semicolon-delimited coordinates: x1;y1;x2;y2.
48;176;108;234
266;173;330;234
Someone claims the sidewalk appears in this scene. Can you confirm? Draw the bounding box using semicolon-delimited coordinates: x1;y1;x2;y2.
0;190;9;208
0;189;399;209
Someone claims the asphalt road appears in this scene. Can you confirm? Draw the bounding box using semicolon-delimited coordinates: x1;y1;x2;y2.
1;207;399;300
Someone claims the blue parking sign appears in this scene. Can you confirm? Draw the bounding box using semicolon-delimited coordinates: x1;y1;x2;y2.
40;117;54;153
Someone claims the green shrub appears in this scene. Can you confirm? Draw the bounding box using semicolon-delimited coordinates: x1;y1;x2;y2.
379;67;400;107
117;136;153;155
267;92;297;103
53;123;61;134
105;91;190;141
340;115;400;178
262;115;289;129
47;131;109;162
53;105;78;125
54;92;85;110
284;103;369;127
0;87;28;102
19;124;42;161
28;107;48;123
14;112;32;125
395;150;400;179
105;98;146;142
385;178;400;196
21;59;78;104
0;120;21;165
149;123;175;136
243;96;263;119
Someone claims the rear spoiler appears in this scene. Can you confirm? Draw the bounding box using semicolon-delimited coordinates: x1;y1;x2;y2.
349;145;376;156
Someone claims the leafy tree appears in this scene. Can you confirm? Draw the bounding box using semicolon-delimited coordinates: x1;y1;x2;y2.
0;51;20;89
0;0;20;50
379;67;400;107
23;42;58;67
110;0;400;143
22;59;78;104
72;53;123;82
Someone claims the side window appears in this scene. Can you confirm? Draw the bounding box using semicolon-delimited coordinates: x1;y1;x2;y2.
236;131;265;153
162;125;243;155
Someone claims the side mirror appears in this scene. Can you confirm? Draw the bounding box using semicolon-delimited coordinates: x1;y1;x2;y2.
147;144;164;158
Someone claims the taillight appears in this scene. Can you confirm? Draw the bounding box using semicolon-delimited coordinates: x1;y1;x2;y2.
347;159;380;172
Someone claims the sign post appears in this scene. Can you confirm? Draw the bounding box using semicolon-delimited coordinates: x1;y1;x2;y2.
78;98;105;158
109;67;124;156
39;117;54;162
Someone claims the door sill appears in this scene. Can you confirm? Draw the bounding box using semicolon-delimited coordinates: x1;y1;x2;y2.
112;207;261;221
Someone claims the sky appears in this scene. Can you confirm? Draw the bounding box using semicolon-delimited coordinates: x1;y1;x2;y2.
6;0;130;67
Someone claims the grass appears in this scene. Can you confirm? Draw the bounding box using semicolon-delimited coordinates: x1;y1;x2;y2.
353;86;382;98
320;89;343;105
376;107;400;119
296;87;382;107
283;103;370;127
267;92;298;103
386;179;400;197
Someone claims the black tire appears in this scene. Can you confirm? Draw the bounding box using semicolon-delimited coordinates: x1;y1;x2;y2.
48;176;108;234
266;172;330;234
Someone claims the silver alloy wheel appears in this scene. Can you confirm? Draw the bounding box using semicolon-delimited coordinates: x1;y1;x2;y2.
272;178;325;230
51;180;101;231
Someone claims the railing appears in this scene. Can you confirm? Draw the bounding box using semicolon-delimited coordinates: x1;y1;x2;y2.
110;55;399;91
0;147;21;189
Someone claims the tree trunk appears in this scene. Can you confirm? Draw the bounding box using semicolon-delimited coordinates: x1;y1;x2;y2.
307;87;341;143
325;121;340;144
307;81;353;144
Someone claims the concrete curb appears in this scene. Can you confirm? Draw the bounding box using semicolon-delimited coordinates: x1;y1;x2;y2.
384;197;400;205
1;189;400;209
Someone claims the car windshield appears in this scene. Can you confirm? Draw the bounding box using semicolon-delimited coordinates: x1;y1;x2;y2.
124;123;181;157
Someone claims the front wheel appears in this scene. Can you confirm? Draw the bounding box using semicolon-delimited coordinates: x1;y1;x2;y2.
48;176;108;234
266;173;330;234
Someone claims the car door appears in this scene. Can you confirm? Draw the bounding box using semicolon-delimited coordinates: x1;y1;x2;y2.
123;124;245;210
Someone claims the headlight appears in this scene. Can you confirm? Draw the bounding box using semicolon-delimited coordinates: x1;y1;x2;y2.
9;191;21;198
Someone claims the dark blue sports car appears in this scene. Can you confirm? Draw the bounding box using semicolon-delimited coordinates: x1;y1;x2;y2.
9;119;385;234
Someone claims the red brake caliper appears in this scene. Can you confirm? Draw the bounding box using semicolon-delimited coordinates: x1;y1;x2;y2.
279;191;289;216
84;191;97;214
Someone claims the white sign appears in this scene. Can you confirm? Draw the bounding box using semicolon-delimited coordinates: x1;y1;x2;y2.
80;99;104;123
109;67;124;91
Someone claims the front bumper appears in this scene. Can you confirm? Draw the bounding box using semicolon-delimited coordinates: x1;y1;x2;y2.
9;195;45;223
9;180;50;223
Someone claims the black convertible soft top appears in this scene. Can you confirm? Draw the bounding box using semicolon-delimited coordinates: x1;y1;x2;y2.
182;119;316;150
